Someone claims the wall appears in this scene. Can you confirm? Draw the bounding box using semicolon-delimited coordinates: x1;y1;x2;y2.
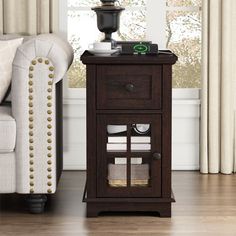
63;88;200;170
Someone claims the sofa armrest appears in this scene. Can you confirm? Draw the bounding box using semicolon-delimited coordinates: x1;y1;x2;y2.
11;34;73;194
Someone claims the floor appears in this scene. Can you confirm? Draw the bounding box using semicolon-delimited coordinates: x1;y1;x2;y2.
1;171;236;236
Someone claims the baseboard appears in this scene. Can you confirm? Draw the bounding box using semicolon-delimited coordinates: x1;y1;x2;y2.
63;164;86;170
172;165;200;171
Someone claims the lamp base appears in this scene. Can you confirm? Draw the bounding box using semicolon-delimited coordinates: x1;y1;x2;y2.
101;33;116;48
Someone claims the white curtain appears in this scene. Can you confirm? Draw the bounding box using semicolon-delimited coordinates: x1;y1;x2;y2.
201;0;236;174
0;0;59;35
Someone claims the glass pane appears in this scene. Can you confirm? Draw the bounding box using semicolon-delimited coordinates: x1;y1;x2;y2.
68;10;102;56
166;11;201;88
106;123;152;188
107;125;127;152
131;124;151;152
67;10;102;88
107;124;151;152
67;61;86;88
108;158;127;187
131;157;150;187
166;0;201;7
114;10;146;41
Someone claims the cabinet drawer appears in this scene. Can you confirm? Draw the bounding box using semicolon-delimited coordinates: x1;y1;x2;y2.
97;65;162;110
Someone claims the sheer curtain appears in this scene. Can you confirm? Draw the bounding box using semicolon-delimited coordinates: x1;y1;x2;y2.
0;0;58;35
201;0;236;174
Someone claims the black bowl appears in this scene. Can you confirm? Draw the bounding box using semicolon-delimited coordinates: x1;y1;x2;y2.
96;10;121;33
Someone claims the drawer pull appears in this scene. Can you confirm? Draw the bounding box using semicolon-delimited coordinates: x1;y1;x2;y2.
125;83;135;92
153;152;161;160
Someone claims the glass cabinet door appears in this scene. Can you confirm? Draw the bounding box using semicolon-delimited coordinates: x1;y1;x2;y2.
97;115;162;198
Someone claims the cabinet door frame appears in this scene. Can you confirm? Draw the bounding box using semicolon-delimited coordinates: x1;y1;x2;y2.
97;114;162;198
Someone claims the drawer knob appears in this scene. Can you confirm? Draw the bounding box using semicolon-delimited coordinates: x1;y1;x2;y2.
125;83;135;92
153;152;161;160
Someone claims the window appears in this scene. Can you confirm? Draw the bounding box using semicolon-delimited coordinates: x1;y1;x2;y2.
64;0;201;90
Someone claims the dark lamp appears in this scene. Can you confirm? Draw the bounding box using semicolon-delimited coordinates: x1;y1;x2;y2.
92;0;125;45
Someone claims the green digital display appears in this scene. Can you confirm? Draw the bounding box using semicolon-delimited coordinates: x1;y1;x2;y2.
133;43;150;53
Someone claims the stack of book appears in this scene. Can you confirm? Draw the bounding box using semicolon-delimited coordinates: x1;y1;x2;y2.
107;136;151;152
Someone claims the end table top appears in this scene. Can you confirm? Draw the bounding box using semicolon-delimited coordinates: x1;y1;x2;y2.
81;50;178;65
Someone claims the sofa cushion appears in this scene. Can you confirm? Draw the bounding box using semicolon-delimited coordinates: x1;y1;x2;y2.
0;152;16;193
0;35;35;103
0;38;23;103
0;106;16;153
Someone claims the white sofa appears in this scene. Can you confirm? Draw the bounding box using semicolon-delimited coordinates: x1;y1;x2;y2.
0;34;73;213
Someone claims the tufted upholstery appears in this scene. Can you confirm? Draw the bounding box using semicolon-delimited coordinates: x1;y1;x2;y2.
13;34;74;83
0;34;73;195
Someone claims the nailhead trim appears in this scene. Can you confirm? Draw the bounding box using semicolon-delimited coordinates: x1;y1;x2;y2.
31;60;37;65
28;57;55;194
46;59;54;195
28;62;35;193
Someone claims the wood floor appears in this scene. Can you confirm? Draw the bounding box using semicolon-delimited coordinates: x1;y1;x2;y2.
1;171;236;236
